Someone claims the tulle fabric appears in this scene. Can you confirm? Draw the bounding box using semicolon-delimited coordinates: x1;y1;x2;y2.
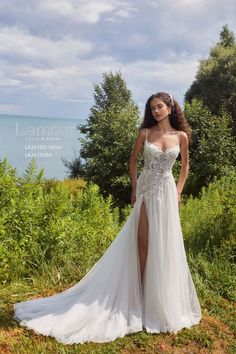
14;197;144;344
14;136;202;344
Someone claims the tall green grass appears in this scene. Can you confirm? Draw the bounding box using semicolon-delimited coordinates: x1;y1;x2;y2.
180;169;236;306
0;158;120;284
0;158;235;352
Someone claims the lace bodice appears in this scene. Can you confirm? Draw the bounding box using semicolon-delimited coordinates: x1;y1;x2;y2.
136;130;180;201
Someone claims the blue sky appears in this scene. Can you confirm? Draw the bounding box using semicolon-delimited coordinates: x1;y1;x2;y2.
0;0;235;120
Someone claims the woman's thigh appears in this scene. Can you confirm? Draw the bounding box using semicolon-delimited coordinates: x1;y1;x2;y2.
138;201;149;250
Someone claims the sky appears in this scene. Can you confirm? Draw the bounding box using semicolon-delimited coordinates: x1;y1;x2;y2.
0;0;235;120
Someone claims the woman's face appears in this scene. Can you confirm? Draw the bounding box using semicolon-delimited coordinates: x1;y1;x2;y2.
150;97;171;122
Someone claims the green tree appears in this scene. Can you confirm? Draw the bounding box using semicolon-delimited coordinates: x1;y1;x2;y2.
64;71;142;208
218;24;235;47
185;25;236;135
184;99;235;196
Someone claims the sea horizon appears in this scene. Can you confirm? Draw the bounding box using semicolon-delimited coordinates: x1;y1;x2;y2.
0;113;87;180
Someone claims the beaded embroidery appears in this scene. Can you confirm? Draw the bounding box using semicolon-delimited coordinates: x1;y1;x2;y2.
136;130;180;204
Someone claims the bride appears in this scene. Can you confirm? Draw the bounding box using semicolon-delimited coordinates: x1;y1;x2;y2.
14;92;202;344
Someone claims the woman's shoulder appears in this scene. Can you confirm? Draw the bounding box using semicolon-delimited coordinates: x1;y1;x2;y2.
178;130;187;138
178;131;188;147
139;128;148;138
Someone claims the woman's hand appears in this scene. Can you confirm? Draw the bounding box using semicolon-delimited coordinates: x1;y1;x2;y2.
131;188;136;206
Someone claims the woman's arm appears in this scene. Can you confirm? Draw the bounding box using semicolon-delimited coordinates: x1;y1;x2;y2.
176;131;189;196
129;129;146;201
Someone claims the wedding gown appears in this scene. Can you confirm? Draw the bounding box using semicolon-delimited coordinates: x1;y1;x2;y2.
14;129;202;344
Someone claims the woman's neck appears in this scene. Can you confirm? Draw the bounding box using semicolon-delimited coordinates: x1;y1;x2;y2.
153;123;173;132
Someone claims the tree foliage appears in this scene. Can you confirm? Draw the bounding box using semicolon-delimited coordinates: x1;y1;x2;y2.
185;25;236;135
218;24;236;47
183;99;236;196
64;71;142;207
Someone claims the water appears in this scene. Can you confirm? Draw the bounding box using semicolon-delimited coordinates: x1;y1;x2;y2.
0;114;86;180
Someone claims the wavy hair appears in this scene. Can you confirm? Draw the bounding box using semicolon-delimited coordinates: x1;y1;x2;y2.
139;92;192;144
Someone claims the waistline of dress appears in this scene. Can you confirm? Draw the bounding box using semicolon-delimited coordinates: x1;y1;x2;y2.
142;167;173;177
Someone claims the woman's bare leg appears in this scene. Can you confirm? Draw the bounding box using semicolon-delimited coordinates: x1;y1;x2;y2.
138;201;149;285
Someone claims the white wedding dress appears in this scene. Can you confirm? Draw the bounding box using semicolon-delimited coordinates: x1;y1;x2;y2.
14;129;202;344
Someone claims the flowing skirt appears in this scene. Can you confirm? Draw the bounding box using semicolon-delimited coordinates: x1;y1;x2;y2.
13;174;202;344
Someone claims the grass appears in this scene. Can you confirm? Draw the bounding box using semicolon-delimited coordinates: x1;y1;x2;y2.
0;278;235;354
0;165;235;353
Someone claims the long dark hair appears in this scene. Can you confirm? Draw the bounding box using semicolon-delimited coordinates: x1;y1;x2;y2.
140;92;192;144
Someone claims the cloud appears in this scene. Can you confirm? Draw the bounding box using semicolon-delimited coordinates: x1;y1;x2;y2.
39;0;115;24
0;0;235;117
0;23;198;105
0;25;94;98
0;26;92;65
0;0;136;29
0;73;21;87
122;56;200;107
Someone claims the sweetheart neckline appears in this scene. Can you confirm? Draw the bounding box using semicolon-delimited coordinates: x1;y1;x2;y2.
145;139;180;153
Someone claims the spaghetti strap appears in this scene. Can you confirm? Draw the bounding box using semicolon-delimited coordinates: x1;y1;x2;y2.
178;131;181;145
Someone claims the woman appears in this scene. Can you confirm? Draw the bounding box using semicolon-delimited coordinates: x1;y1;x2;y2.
131;91;191;285
14;92;202;344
